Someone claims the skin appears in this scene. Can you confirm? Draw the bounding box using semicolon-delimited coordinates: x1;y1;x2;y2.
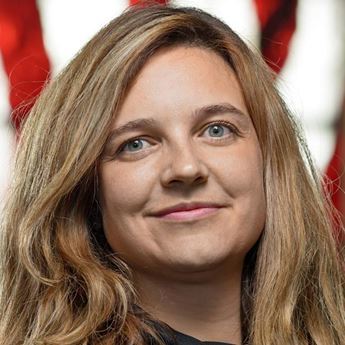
99;46;266;344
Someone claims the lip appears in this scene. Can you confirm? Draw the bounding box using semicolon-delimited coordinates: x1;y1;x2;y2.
159;207;221;221
149;202;224;221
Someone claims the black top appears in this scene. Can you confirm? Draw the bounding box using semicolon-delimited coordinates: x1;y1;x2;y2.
172;328;234;345
153;324;235;345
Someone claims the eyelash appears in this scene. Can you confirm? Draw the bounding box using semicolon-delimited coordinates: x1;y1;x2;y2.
116;120;241;155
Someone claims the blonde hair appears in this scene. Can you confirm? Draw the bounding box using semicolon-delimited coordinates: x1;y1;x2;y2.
1;5;344;345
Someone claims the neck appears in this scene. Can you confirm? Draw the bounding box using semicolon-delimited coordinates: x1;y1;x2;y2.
134;265;243;345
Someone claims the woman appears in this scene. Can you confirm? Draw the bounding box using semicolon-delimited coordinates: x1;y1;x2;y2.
0;5;344;345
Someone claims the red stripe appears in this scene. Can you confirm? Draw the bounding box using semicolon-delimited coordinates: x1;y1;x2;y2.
0;0;50;131
326;112;345;234
130;0;168;6
253;0;297;73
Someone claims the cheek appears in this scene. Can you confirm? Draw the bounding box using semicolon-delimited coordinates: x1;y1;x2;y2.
210;141;264;197
210;140;266;242
98;162;158;259
99;161;157;213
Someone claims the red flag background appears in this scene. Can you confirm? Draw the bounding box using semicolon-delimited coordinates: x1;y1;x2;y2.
0;0;344;226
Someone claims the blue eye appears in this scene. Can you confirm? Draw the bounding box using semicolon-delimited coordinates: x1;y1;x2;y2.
204;122;234;138
207;124;225;137
120;138;150;153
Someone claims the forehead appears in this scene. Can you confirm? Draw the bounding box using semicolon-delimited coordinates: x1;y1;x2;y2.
114;46;249;127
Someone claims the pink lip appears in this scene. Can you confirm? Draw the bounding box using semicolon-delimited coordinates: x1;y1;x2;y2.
160;207;220;221
149;201;224;217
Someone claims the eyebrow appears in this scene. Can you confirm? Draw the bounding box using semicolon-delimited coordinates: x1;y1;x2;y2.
106;102;249;146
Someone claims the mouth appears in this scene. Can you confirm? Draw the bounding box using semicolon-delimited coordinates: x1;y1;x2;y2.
159;207;221;221
150;202;224;222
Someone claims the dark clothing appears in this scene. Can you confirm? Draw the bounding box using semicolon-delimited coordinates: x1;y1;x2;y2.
153;324;234;345
171;329;234;345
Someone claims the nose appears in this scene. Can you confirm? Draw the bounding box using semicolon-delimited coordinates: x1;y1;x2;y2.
160;143;209;188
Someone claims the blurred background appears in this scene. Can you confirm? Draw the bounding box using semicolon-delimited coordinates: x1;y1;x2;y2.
0;0;344;222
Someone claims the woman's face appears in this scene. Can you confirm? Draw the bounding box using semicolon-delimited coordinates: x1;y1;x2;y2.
99;46;266;277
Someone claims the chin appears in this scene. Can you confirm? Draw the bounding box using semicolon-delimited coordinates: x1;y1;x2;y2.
164;250;239;277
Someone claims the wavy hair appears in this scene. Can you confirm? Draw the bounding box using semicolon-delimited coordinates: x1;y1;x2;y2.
1;5;344;345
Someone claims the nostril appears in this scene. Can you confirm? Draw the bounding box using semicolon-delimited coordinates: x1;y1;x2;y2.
164;175;207;188
195;175;207;184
